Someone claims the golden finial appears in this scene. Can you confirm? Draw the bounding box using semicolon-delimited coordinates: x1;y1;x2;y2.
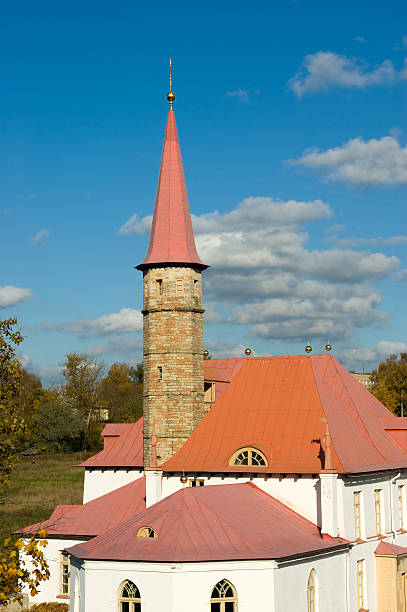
244;348;252;356
305;341;312;354
167;57;176;109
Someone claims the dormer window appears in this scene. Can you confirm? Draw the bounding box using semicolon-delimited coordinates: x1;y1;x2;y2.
137;526;158;538
229;447;268;467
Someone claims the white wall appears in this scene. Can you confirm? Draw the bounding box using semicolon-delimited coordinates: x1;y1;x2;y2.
339;471;407;541
83;468;143;503
161;473;320;524
72;558;276;612
275;550;347;612
21;538;85;605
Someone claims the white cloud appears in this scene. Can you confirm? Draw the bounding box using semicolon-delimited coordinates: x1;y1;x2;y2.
290;136;407;187
30;229;51;247
339;340;407;372
204;338;257;359
395;36;407;51
327;235;407;248
226;88;259;104
354;36;366;43
394;268;407;282
325;223;346;234
0;285;33;307
288;51;407;97
85;335;143;358
118;197;332;237
118;213;152;236
117;195;398;345
20;354;62;384
41;308;143;337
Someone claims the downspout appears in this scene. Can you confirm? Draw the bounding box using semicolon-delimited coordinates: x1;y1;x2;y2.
345;547;350;612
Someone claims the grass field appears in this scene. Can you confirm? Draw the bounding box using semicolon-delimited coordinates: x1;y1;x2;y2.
0;453;91;545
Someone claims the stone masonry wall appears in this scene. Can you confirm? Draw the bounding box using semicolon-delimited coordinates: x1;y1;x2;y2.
142;266;205;466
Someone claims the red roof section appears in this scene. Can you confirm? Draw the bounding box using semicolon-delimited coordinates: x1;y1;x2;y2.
137;109;207;270
66;483;347;562
17;477;146;538
79;419;143;468
375;541;407;556
162;355;407;474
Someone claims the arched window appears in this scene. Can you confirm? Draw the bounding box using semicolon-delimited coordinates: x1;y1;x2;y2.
229;447;268;466
210;579;237;611
119;580;141;612
307;569;316;612
136;526;157;538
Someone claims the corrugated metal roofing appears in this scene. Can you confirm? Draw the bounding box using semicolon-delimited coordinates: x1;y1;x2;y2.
137;109;207;271
79;418;143;468
17;477;145;538
375;541;407;556
163;355;407;474
66;482;347;562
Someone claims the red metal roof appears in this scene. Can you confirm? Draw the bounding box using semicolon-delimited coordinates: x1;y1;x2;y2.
66;482;347;562
375;541;407;556
163;355;407;474
79;418;143;468
137;109;207;270
17;477;146;538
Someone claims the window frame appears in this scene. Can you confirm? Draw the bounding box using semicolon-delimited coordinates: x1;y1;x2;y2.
399;484;405;530
374;488;383;535
156;278;163;296
118;580;141;612
353;491;362;540
59;552;70;596
356;559;366;610
176;278;184;295
136;526;158;538
307;569;317;612
229;446;268;467
210;579;237;612
188;478;205;487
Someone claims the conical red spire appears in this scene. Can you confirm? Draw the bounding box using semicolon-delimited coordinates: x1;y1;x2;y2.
137;109;207;270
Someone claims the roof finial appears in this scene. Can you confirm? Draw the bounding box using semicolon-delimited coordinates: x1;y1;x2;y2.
167;57;176;109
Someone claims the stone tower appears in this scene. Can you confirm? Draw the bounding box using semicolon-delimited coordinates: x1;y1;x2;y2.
137;86;208;468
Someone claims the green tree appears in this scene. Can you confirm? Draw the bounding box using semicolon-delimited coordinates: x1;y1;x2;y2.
129;362;143;384
33;390;85;453
371;353;407;416
60;353;105;450
0;318;26;490
100;363;143;422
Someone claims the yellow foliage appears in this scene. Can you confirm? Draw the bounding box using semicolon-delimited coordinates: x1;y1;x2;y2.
0;532;49;606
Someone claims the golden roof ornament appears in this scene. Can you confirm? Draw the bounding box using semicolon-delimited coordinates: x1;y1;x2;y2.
325;342;332;352
244;348;252;356
305;341;312;354
166;57;176;109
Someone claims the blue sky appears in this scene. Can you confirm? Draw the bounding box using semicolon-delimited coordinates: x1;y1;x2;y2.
1;0;407;382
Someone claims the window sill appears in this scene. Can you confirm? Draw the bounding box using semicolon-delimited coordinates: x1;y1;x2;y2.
56;595;69;599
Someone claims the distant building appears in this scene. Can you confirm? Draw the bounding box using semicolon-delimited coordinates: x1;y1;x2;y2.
351;371;374;388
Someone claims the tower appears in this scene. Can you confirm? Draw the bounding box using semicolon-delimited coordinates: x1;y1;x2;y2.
137;63;208;467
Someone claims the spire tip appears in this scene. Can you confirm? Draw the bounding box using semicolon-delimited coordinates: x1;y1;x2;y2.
166;57;175;109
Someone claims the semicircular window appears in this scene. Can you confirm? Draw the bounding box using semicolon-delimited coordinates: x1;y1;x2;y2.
136;526;158;538
118;580;141;612
229;447;268;467
210;579;237;611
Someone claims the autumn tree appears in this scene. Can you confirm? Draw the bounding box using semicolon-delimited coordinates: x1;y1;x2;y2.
33;390;85;453
371;353;407;416
99;363;143;422
60;353;105;450
0;318;26;490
